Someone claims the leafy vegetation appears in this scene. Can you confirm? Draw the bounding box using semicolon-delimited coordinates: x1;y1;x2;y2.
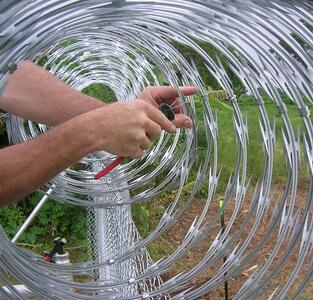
0;192;87;249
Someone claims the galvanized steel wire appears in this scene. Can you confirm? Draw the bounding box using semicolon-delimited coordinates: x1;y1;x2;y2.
0;0;313;299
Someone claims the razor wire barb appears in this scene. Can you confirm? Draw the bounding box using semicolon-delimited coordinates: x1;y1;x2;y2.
0;0;313;299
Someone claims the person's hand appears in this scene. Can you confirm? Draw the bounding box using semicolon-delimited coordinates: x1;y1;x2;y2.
83;99;176;159
138;86;197;128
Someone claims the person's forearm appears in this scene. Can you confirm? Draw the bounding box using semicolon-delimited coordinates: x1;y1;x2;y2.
0;86;195;206
1;61;104;126
0;114;98;206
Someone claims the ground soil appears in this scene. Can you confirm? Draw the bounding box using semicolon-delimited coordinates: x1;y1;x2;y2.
148;185;313;299
17;185;312;299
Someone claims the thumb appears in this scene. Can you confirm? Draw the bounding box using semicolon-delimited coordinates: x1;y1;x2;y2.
174;114;193;129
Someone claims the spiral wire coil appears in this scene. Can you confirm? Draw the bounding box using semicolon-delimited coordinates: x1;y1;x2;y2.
0;0;313;299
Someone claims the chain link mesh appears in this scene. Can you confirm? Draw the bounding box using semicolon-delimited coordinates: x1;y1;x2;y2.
87;160;165;297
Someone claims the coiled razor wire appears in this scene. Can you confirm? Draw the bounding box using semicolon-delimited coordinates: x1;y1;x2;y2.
0;0;313;299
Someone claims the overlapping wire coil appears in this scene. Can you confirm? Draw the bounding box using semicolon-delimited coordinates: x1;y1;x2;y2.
0;0;313;299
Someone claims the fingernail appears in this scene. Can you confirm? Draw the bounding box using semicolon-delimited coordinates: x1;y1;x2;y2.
183;119;192;128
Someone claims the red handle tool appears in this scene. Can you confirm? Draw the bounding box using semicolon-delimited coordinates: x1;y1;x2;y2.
94;103;175;180
94;156;125;180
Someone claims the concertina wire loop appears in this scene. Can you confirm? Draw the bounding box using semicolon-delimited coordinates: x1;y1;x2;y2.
0;0;312;299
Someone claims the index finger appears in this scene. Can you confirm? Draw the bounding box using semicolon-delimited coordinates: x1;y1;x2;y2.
150;86;197;104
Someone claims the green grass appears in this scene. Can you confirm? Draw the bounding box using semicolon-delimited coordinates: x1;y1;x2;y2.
196;95;311;195
82;83;116;103
172;91;313;201
80;83;311;195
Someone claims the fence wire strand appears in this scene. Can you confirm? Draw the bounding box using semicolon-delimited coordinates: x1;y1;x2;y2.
0;0;313;299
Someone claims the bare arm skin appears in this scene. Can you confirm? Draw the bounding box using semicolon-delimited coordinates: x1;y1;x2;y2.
0;61;196;206
0;112;96;206
0;100;177;206
1;61;194;128
1;61;105;126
